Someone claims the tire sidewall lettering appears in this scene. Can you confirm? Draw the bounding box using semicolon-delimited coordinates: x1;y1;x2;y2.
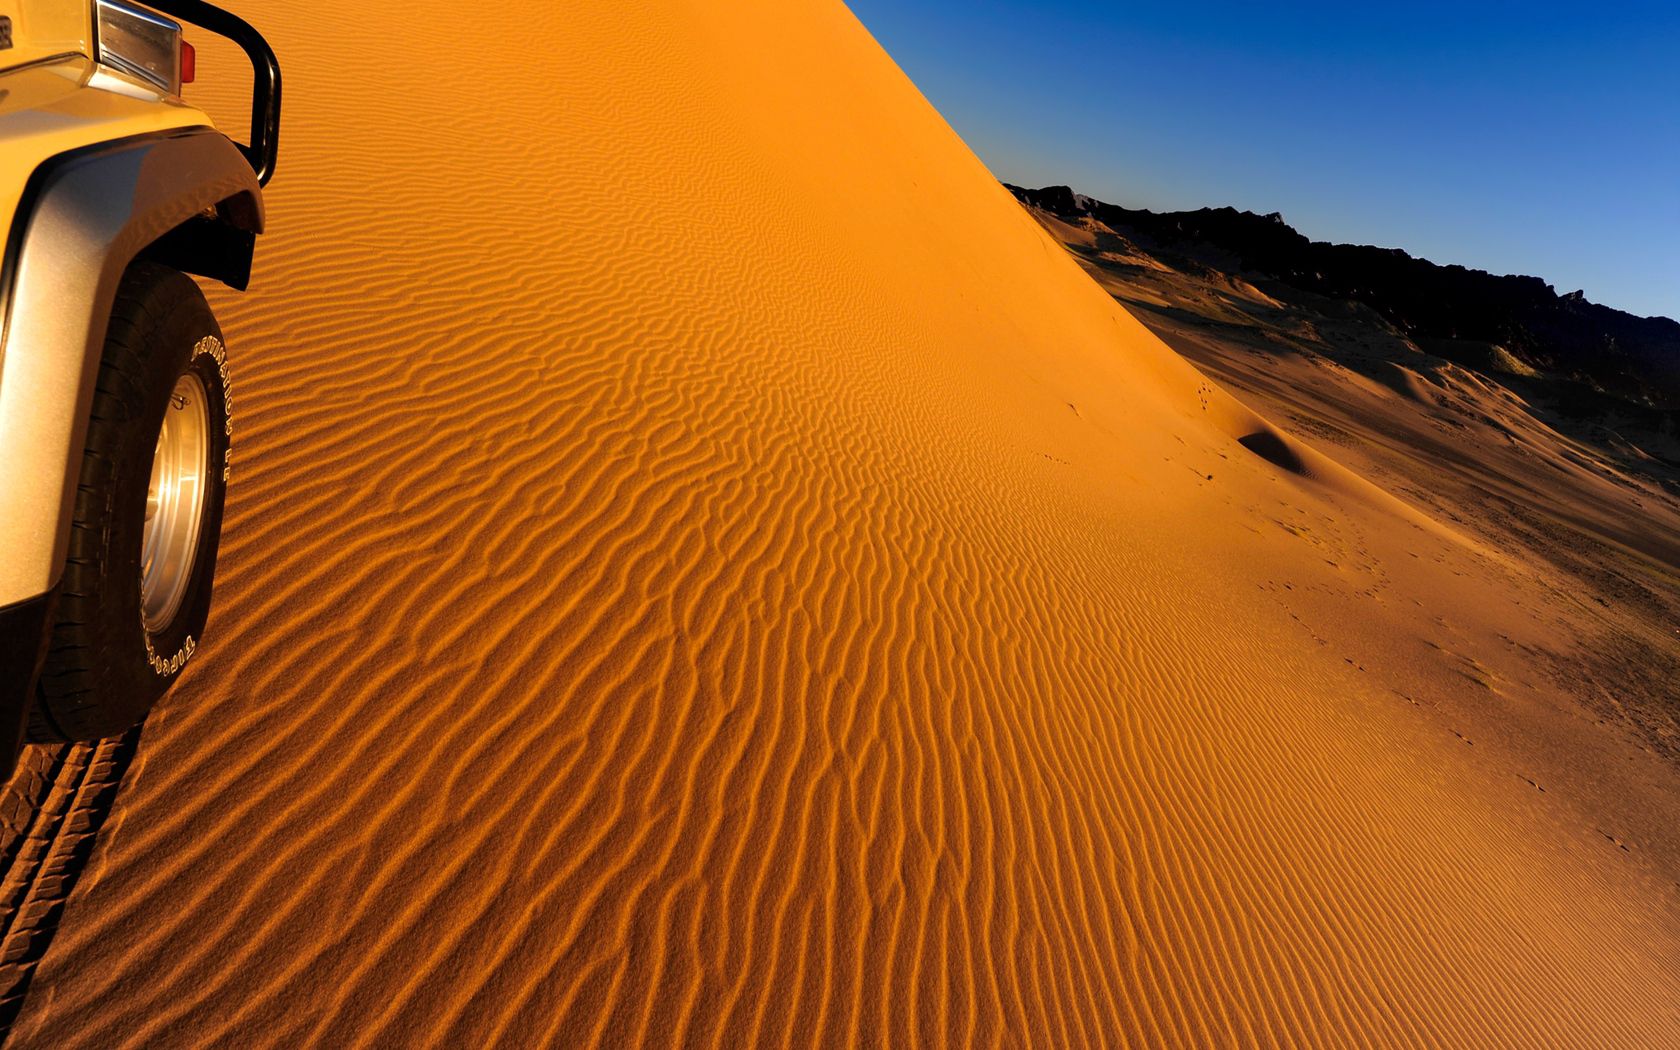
142;335;229;679
193;335;233;482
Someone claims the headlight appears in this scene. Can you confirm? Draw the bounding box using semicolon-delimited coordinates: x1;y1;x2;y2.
96;0;188;96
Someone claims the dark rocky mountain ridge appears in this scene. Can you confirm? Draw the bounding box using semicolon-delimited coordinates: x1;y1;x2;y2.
1008;184;1680;411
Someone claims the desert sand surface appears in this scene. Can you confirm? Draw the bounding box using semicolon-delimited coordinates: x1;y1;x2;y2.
1013;190;1680;880
2;1;1679;1046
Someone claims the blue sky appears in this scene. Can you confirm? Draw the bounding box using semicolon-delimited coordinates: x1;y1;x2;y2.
846;1;1680;319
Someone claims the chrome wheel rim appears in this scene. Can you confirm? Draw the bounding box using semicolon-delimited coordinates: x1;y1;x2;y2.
142;372;210;634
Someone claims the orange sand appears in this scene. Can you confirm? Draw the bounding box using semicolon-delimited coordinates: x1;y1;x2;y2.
9;1;1680;1046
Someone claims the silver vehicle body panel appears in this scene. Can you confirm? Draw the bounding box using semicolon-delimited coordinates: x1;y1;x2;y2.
0;127;262;608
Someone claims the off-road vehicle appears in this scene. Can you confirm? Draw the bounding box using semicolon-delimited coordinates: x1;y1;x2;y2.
0;0;278;777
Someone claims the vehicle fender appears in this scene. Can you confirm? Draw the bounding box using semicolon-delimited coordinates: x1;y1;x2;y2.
0;127;263;618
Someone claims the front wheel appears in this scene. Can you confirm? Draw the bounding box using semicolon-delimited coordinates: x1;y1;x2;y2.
29;263;232;743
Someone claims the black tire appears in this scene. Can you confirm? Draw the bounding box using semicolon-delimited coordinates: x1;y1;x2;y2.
28;263;232;743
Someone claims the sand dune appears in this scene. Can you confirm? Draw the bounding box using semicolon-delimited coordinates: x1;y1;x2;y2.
1011;188;1680;885
6;1;1680;1046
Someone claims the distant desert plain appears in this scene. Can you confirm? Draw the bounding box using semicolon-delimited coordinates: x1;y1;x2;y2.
1;0;1677;1046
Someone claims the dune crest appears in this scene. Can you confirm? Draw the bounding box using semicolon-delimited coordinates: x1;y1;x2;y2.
7;1;1678;1046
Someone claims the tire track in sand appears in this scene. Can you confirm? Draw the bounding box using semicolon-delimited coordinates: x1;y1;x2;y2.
0;731;140;1039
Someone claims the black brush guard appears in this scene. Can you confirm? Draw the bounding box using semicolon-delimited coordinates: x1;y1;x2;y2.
143;0;281;185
